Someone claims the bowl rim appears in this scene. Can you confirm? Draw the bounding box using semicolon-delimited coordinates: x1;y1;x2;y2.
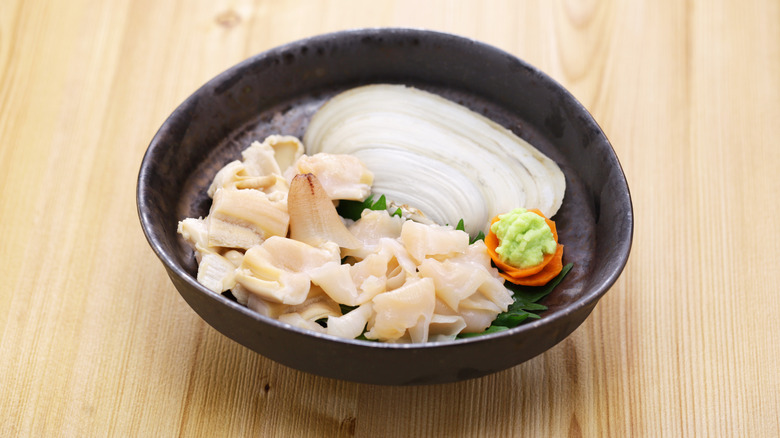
137;27;634;351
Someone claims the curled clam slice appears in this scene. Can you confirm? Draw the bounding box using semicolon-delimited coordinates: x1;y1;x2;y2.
287;173;362;249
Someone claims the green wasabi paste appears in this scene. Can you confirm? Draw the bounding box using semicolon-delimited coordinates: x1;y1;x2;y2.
490;208;557;269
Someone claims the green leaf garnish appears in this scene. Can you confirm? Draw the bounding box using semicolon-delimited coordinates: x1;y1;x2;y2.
339;304;359;315
372;194;387;210
336;194;394;221
492;311;537;328
457;325;509;338
336;198;371;221
506;263;574;303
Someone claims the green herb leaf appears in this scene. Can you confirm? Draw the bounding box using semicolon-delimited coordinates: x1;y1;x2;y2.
336;197;372;221
514;301;548;311
505;263;574;303
336;194;394;221
492;312;531;327
455;218;465;231
457;325;509;338
372;194;387;210
339;304;359;315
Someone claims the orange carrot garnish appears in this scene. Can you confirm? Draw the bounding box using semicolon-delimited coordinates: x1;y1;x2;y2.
485;209;564;286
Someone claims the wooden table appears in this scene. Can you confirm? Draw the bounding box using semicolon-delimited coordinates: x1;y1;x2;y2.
2;0;778;436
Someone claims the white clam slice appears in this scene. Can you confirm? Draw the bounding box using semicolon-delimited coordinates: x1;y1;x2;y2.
417;258;490;311
234;237;337;305
196;253;237;293
278;313;326;334
252;135;304;173
343;209;405;259
285;153;373;201
327;303;374;339
308;262;360;306
287;173;362;249
177;217;212;261
283;287;341;322
365;277;436;343
428;314;468;342
399;220;470;264
207;188;289;249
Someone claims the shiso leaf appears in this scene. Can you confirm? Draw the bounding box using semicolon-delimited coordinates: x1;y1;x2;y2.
457;325;510;338
470;230;485;244
507;262;574;304
337;194;391;221
372;194;387;210
339;304;359;315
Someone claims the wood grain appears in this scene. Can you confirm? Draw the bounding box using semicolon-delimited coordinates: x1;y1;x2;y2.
1;0;778;436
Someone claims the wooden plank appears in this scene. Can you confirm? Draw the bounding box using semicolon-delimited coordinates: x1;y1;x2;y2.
0;0;778;436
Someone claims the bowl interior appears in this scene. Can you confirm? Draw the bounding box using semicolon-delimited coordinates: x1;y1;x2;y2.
138;28;632;384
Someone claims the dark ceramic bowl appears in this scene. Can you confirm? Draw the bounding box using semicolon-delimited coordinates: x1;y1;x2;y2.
137;28;632;385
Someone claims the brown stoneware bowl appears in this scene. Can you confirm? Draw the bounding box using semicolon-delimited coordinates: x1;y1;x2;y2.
137;28;633;385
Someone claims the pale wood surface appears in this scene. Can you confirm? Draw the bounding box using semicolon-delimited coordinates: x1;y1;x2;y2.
1;0;779;436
